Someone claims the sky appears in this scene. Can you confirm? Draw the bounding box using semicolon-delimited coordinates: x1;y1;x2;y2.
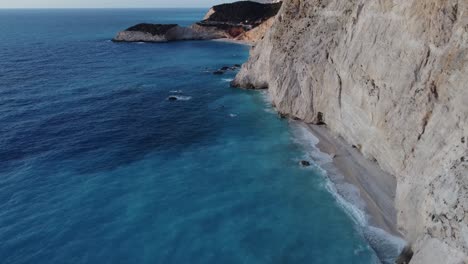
0;0;230;8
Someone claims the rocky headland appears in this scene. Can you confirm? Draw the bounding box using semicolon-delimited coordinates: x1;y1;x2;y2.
233;0;468;263
113;1;282;43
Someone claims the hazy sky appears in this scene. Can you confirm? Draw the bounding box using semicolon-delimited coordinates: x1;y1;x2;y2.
0;0;230;8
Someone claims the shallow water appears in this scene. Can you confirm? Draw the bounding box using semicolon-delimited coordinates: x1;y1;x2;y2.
0;9;392;264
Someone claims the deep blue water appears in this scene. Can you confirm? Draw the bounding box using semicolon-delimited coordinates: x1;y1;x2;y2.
0;9;385;264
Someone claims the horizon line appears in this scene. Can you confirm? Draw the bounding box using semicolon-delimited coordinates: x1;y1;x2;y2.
0;7;212;9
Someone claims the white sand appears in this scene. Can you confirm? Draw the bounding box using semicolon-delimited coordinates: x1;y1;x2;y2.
307;124;401;237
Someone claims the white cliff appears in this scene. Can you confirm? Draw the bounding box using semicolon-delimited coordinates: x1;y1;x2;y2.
233;0;468;263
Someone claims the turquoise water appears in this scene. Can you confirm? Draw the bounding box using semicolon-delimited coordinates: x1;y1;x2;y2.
0;9;387;263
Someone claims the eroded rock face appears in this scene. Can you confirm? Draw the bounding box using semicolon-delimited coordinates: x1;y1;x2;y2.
235;17;276;42
234;0;468;263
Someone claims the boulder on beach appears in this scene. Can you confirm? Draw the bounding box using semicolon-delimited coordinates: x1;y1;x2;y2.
395;245;413;264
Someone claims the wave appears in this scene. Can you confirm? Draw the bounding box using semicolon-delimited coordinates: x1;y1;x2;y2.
289;122;406;264
291;124;333;165
257;91;279;115
364;226;407;264
167;95;192;101
222;78;234;82
254;87;405;263
169;90;183;94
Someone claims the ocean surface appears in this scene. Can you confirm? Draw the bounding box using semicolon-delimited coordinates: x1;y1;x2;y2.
0;9;398;264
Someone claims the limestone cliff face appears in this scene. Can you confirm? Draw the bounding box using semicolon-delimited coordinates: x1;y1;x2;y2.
236;17;276;42
234;0;468;263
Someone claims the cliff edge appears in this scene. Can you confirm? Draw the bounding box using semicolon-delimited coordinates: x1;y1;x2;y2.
234;0;468;263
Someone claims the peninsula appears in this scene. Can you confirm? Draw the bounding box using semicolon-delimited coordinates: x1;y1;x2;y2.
113;1;282;43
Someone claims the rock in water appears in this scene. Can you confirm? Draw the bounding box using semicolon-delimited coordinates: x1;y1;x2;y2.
300;160;310;167
167;96;178;101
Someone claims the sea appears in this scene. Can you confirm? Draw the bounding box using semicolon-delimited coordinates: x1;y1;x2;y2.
0;9;402;264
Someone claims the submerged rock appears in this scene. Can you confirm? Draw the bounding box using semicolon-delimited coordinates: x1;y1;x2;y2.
214;64;242;74
167;96;178;101
300;160;311;167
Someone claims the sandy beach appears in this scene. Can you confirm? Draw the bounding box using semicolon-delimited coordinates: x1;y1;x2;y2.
305;124;401;237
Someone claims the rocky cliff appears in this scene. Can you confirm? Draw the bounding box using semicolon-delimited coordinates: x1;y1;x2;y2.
202;1;282;26
233;0;468;263
113;23;225;42
113;1;282;43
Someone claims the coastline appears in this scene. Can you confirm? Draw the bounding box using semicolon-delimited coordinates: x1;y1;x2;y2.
211;38;254;46
305;123;400;237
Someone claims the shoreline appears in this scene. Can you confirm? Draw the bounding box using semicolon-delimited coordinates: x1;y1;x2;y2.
211;38;254;46
304;124;401;237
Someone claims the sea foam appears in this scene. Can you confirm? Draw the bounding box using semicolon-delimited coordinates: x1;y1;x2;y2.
167;95;192;101
289;122;406;264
